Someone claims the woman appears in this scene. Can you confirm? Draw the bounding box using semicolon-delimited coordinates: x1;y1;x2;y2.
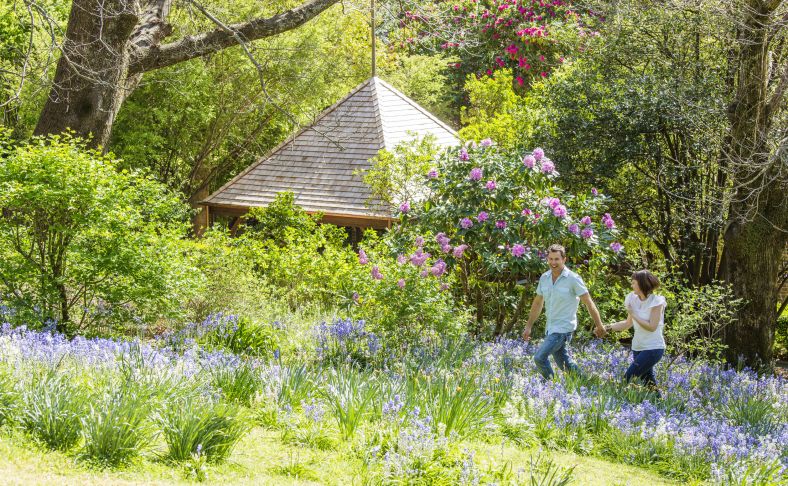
603;270;667;389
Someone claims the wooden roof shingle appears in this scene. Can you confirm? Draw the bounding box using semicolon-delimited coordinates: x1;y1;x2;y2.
202;77;459;221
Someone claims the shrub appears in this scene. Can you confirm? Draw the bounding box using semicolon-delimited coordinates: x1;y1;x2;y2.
660;277;743;367
224;194;360;310
389;141;622;336
21;372;89;451
158;398;250;464
206;358;261;406
0;366;18;426
349;232;468;350
0;134;200;335
80;386;157;466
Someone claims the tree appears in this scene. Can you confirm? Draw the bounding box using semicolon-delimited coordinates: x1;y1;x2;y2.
454;0;787;366
26;0;340;149
716;0;788;366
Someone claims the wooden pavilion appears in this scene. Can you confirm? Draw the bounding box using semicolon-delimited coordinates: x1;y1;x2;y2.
198;77;458;234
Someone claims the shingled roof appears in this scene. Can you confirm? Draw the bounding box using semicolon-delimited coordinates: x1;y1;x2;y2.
201;77;459;228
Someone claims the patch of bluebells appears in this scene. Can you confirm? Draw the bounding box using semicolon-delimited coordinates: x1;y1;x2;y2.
315;318;381;365
476;339;788;475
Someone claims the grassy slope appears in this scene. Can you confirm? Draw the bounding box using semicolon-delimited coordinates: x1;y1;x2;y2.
0;427;679;485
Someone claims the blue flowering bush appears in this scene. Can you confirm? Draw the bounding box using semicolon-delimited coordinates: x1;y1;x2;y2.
388;140;623;337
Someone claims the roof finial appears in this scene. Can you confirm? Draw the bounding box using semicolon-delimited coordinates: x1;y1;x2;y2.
371;0;376;78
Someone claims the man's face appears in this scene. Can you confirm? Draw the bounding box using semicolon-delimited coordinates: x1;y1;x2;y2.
547;251;566;270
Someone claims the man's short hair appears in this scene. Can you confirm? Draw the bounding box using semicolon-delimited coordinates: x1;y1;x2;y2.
547;244;566;258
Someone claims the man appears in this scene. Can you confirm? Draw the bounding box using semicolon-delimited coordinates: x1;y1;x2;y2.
522;244;606;380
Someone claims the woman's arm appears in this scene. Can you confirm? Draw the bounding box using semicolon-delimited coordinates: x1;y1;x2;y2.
606;314;633;333
630;305;663;332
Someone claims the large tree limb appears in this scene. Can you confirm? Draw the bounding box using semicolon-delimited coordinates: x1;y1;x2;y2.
128;0;339;74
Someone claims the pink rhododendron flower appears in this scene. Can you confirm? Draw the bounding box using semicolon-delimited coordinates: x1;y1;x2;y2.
371;266;383;280
459;148;470;161
415;236;425;247
397;278;406;288
553;204;567;218
523;155;536;168
453;244;468;258
496;220;507;229
469;167;483;181
568;224;580;235
486;180;497;191
591;187;599;196
397;254;407;265
477;211;489;222
581;216;592;226
533;147;545;160
540;158;555;174
602;213;615;229
410;249;430;267
435;232;450;246
581;228;594;239
522;208;532;216
511;244;526;257
610;242;623;253
460;217;473;229
428;168;439;178
431;259;447;277
358;249;368;265
399;201;410;213
480;138;493;147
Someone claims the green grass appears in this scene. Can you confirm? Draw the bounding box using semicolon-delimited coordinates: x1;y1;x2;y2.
0;426;681;485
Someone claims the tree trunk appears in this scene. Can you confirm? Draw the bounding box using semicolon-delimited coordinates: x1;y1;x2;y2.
717;0;788;368
32;0;339;149
34;0;140;148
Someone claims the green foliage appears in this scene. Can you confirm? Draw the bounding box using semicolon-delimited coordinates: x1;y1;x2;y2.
245;192;320;244
351;232;467;349
459;70;543;149
21;372;89;451
321;366;378;440
0;134;200;334
158;398;250;464
0;365;18;426
239;193;360;310
207;360;261;406
417;373;494;438
661;278;743;367
774;311;788;360
362;135;439;211
202;316;278;358
80;387;157;467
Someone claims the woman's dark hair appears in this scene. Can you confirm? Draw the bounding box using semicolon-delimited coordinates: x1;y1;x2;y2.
632;270;660;297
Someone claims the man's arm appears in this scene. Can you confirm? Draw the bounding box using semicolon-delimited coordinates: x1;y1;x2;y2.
579;293;605;335
522;295;544;341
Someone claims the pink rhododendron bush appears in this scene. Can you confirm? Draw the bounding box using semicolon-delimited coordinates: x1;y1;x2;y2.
358;140;623;338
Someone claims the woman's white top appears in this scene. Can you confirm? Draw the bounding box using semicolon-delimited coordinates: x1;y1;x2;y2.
625;292;667;351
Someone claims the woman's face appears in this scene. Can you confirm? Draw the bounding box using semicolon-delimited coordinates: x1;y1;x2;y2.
631;278;641;294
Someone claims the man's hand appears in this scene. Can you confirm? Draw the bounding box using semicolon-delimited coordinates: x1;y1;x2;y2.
594;325;607;338
522;326;532;341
